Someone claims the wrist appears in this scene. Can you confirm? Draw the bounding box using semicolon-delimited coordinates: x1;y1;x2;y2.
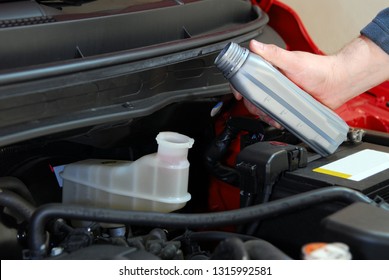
334;36;389;105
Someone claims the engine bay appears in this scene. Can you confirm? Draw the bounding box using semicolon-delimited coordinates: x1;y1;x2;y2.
1;99;389;260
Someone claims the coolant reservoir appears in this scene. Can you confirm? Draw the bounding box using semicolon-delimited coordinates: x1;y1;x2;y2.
61;132;194;213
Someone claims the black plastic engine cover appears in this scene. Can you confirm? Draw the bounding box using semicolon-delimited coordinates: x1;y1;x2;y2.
321;202;389;259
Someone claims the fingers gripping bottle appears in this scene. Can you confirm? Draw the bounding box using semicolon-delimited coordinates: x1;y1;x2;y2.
214;42;349;157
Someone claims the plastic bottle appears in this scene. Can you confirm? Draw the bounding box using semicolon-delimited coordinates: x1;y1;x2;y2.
61;131;194;213
214;42;349;157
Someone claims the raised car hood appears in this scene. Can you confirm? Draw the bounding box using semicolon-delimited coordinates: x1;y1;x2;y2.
0;0;286;147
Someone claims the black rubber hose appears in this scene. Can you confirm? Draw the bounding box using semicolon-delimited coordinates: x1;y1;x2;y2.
178;231;291;259
0;177;35;205
0;188;73;233
244;240;292;260
29;186;374;259
204;117;265;186
173;231;259;243
0;189;36;221
204;120;241;186
210;238;250;260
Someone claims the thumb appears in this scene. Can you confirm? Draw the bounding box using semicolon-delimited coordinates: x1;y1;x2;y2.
249;40;297;73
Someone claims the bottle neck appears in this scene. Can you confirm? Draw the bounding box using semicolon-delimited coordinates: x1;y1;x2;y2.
214;42;249;79
156;132;194;163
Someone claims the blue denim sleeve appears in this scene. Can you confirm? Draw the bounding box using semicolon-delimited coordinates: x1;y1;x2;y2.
361;7;389;54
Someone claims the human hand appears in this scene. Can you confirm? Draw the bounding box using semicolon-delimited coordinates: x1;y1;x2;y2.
233;37;389;128
232;40;341;128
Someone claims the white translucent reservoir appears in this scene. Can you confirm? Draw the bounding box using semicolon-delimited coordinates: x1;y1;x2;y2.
61;131;194;213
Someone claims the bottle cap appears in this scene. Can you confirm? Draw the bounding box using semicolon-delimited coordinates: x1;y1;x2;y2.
302;242;352;260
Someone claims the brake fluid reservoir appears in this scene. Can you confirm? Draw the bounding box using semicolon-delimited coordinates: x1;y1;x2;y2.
214;42;349;156
61;132;194;213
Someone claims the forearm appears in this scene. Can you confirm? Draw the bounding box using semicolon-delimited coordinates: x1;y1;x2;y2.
331;35;389;105
335;7;389;103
